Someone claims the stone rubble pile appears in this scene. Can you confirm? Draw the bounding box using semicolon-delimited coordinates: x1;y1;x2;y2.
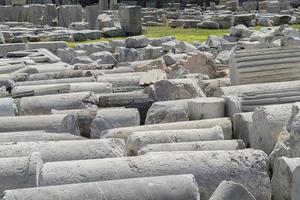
1;3;300;198
0;0;298;41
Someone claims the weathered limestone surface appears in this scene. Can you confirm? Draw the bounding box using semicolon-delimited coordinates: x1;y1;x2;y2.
292;166;300;200
209;180;256;200
145;98;225;124
223;84;300;117
102;118;232;140
0;131;85;143
97;74;141;88
233;112;253;147
90;108;140;138
19;92;98;115
251;104;292;154
269;130;291;169
154;79;205;101
97;91;148;125
11;83;113;95
0;98;17;116
118;6;142;36
216;80;300;97
24;70;92;82
38;150;271;200
0;114;79;135
229;47;300;85
289;102;300;158
126;126;224;156
3;175;201;200
269;102;300;168
272;157;300;200
0;153;42;195
138;140;245;155
0;139;126;162
15;77;96;86
0;77;15;91
50;108;98;138
58;5;82;28
27;42;68;54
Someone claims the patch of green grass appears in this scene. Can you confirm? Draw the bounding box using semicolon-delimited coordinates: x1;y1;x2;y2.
291;24;300;29
67;24;300;48
66;25;230;47
67;37;125;48
145;26;230;43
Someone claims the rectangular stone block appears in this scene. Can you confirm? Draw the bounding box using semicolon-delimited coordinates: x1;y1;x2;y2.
118;6;142;36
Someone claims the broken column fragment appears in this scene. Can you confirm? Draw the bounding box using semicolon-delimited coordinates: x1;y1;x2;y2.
0;153;42;195
38;149;271;200
0;114;79;135
24;70;92;82
229;47;300;85
0;139;126;162
15;77;96;86
3;175;200;200
0;98;17;116
0;131;85;143
102;118;232;140
126;126;224;156
19;92;98;115
137;140;245;155
11;82;113;96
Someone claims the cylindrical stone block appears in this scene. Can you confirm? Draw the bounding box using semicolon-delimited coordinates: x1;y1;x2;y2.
19;92;98;115
126;126;225;156
137;140;245;156
15;77;96;86
97;75;141;88
102;117;232;140
90;108;140;138
12;83;112;96
0;153;42;195
25;70;92;81
3;174;200;200
0;131;85;143
39;149;271;200
0;98;17;116
0;139;126;162
271;157;300;200
0;114;79;135
209;180;256;200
